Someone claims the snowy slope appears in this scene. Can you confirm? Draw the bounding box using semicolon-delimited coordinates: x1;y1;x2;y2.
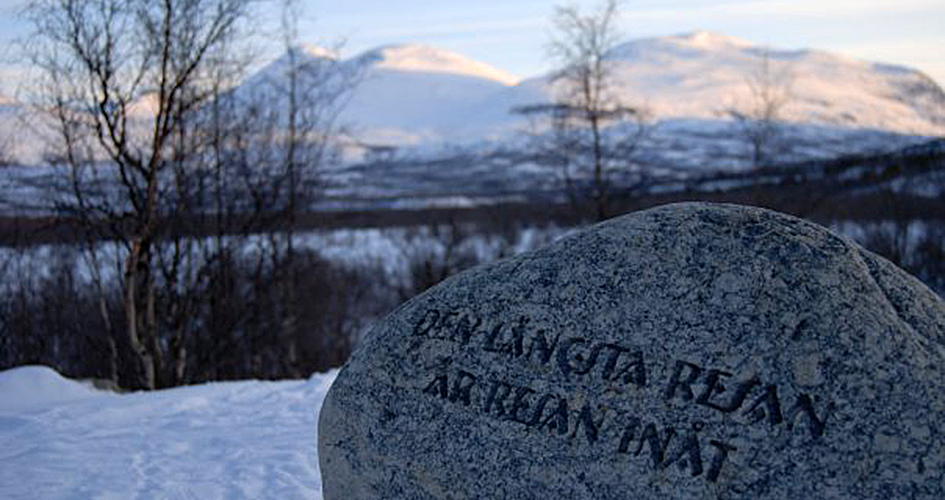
593;31;945;134
267;31;945;149
343;45;519;144
239;43;523;147
357;44;519;86
0;365;337;500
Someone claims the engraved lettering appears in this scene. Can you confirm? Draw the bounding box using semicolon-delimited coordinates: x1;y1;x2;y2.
708;376;761;413
437;311;460;339
510;317;529;358
412;327;830;486
665;360;703;401
635;423;676;467
483;380;512;416
487;319;529;358
571;344;605;375
508;386;536;424
414;309;439;336
556;338;587;378
599;344;630;380
540;397;570;436
527;394;558;427
745;384;783;426
697;370;761;412
482;322;505;352
706;440;737;482
525;329;559;365
785;394;828;437
617;416;640;453
449;370;477;406
612;350;647;387
664;422;705;477
452;314;481;345
571;403;606;444
696;369;732;408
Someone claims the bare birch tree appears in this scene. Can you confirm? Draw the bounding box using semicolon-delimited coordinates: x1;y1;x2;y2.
26;0;254;389
250;0;358;374
729;49;794;168
518;0;646;222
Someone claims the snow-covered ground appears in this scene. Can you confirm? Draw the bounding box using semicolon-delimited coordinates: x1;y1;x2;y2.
0;365;337;500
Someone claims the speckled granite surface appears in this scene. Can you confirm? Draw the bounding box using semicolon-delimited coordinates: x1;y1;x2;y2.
320;203;945;499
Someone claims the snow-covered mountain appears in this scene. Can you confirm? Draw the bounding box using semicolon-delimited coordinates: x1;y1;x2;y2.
341;44;522;145
237;31;945;151
4;31;944;171
238;43;524;147
594;31;945;134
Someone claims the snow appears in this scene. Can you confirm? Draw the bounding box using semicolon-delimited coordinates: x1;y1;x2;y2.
236;29;945;156
0;365;338;500
582;31;945;135
0;366;103;413
298;44;339;61
324;30;945;149
357;44;520;86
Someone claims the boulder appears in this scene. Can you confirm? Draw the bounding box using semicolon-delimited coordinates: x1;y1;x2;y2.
319;202;945;499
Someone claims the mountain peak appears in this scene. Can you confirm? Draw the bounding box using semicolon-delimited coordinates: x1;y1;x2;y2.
673;30;753;49
292;44;339;61
607;30;754;61
355;44;519;86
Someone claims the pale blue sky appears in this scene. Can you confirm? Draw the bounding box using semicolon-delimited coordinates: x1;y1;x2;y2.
1;0;943;95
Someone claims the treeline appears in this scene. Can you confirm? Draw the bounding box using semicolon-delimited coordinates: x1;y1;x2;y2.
0;245;379;388
0;219;557;389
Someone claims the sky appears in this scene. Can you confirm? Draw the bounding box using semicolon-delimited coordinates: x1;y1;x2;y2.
1;0;943;96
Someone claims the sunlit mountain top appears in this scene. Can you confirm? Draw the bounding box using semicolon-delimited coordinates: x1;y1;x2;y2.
353;43;521;86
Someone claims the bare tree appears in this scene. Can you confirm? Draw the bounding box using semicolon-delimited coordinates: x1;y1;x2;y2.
517;0;646;222
250;0;358;374
25;0;254;389
729;48;793;168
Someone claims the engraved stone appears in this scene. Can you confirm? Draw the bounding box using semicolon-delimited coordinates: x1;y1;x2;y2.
319;202;945;499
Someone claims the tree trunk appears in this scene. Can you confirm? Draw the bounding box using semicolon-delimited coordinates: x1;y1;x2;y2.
591;112;606;222
125;237;158;389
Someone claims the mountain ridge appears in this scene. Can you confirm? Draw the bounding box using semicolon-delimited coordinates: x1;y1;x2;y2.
3;31;943;166
252;30;945;146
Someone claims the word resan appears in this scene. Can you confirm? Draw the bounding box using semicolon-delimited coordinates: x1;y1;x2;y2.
422;366;738;482
413;309;831;483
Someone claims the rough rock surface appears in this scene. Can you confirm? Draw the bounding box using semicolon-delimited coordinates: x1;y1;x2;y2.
319;202;945;500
